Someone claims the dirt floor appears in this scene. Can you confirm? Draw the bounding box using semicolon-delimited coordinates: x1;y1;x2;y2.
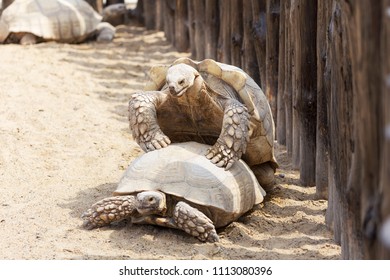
0;25;341;260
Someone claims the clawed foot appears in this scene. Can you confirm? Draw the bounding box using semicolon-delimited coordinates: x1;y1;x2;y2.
205;140;240;170
137;127;171;152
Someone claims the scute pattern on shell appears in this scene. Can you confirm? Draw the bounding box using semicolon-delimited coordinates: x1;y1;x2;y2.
144;58;277;168
114;142;265;227
0;0;102;43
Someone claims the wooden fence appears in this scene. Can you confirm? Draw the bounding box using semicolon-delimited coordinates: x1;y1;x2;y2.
137;0;390;259
1;0;387;260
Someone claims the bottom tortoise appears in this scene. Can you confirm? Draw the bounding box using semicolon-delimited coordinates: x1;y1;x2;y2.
81;142;266;242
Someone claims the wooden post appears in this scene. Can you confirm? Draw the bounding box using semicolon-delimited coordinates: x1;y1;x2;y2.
265;0;280;126
174;0;189;52
204;0;219;59
379;0;390;259
290;0;300;169
315;0;331;198
143;0;156;30
251;0;266;88
155;0;164;31
284;0;293;156
276;0;286;145
349;0;390;260
327;0;355;256
230;0;243;68
193;0;206;60
242;0;260;86
295;0;317;186
163;0;176;44
217;0;231;64
187;0;197;58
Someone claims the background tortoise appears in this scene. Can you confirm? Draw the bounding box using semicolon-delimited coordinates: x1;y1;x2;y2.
0;0;126;44
81;142;266;242
129;58;278;188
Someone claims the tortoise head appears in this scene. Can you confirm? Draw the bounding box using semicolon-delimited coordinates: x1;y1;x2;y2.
166;63;200;97
136;191;167;216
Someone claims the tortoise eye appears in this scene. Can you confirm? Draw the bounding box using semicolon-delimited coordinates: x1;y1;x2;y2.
148;197;155;203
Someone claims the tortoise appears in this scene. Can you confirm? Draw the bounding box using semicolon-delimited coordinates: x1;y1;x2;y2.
128;58;278;188
81;142;266;242
0;0;127;44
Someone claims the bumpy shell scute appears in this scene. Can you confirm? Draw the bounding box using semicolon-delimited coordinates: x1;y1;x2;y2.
1;0;102;43
114;142;265;227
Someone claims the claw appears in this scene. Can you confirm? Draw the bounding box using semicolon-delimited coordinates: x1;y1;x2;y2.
151;140;162;149
205;151;215;159
225;160;234;170
211;154;222;164
216;159;226;168
146;143;155;151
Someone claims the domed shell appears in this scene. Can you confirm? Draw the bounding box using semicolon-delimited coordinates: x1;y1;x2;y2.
114;142;266;227
0;0;102;43
144;58;277;169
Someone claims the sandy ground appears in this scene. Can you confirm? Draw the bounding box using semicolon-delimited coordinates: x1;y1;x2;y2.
0;26;341;260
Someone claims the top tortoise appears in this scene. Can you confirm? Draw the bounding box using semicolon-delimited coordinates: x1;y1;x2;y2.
0;0;127;44
129;58;278;187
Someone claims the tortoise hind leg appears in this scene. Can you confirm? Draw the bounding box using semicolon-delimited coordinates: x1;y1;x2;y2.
251;162;276;190
136;202;219;242
81;195;137;230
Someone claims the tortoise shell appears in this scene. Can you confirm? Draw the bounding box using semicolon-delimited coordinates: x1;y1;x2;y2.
144;58;277;169
0;0;102;43
114;142;266;228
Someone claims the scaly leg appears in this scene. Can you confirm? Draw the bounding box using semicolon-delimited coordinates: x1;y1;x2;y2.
81;196;137;230
128;91;171;152
173;201;219;242
134;202;219;242
206;99;250;170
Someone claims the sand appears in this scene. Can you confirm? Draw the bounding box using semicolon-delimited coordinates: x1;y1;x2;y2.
0;26;340;260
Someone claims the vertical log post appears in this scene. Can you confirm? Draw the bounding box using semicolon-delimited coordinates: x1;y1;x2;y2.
284;0;293;156
230;0;243;68
143;0;157;30
295;0;317;186
315;0;331;199
276;0;286;145
163;0;176;44
217;0;231;63
193;0;206;60
290;0;300;169
174;0;189;52
251;0;267;88
204;0;219;59
265;0;280;125
242;0;260;86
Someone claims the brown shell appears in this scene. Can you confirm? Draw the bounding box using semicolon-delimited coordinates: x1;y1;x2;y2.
145;58;277;168
0;0;102;43
114;142;265;228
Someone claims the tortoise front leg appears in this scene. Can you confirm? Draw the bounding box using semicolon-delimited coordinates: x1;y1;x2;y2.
173;201;219;242
81;196;137;229
129;91;171;152
206;99;250;170
135;202;219;242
